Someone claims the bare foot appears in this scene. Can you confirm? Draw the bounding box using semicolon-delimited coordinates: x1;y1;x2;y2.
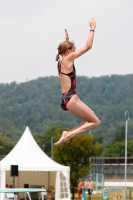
54;131;68;146
54;131;79;146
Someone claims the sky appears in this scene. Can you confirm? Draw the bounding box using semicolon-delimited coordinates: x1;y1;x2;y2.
0;0;133;84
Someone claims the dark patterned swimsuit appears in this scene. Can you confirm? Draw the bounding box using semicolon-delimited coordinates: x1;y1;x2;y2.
58;61;77;111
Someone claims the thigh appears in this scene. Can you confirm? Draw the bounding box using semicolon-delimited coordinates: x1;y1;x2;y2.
66;95;99;122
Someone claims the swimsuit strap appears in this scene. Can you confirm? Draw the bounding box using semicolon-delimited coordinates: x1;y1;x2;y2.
58;60;76;94
58;60;75;76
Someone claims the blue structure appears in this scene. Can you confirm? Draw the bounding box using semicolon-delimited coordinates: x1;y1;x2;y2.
82;188;87;200
103;188;107;200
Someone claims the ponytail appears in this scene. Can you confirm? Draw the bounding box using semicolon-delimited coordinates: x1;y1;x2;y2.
56;40;74;61
55;54;60;61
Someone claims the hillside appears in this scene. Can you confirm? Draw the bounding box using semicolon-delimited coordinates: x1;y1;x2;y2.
0;74;133;142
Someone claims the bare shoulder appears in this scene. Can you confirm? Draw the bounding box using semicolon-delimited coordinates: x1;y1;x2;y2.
62;57;74;72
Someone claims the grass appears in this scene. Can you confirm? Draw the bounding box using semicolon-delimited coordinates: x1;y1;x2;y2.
71;188;133;200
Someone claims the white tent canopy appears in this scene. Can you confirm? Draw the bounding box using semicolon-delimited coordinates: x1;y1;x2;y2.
0;127;70;200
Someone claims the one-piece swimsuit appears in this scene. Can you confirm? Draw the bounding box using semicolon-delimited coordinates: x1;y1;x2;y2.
57;60;77;111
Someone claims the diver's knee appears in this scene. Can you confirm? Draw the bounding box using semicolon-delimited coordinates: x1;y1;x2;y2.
87;118;100;127
95;119;100;127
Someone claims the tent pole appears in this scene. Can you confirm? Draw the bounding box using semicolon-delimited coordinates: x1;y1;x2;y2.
13;176;15;188
48;172;50;190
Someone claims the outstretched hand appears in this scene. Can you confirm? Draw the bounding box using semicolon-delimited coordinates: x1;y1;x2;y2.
89;17;96;30
65;29;69;41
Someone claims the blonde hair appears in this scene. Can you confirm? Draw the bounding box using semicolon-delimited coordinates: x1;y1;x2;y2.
55;41;74;61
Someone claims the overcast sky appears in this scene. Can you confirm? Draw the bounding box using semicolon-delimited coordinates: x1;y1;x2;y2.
0;0;133;84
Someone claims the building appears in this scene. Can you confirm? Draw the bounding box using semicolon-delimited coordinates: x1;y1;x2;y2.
103;157;133;182
90;157;133;187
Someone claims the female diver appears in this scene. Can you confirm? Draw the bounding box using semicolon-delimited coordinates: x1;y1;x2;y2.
54;17;100;146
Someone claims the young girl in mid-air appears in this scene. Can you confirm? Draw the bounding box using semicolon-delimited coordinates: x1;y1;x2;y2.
54;17;100;146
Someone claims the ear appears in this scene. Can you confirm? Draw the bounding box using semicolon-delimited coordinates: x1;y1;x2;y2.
67;49;71;54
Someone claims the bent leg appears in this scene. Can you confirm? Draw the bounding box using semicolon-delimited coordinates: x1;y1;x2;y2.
66;94;100;130
54;95;100;146
67;95;100;123
54;121;86;146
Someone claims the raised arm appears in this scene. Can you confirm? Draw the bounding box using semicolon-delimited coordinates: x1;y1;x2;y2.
65;29;69;41
68;17;96;60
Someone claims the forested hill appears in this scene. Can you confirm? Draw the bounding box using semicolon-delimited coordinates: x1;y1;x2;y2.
0;74;133;142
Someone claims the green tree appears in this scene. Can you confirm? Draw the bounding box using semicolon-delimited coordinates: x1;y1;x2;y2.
34;126;69;156
101;140;133;157
0;74;133;143
92;134;105;156
53;134;100;200
0;132;14;154
113;126;125;143
92;134;105;144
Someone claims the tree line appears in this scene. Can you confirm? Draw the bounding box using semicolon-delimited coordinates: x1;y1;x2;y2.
0;74;132;143
1;74;132;199
1;125;133;157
